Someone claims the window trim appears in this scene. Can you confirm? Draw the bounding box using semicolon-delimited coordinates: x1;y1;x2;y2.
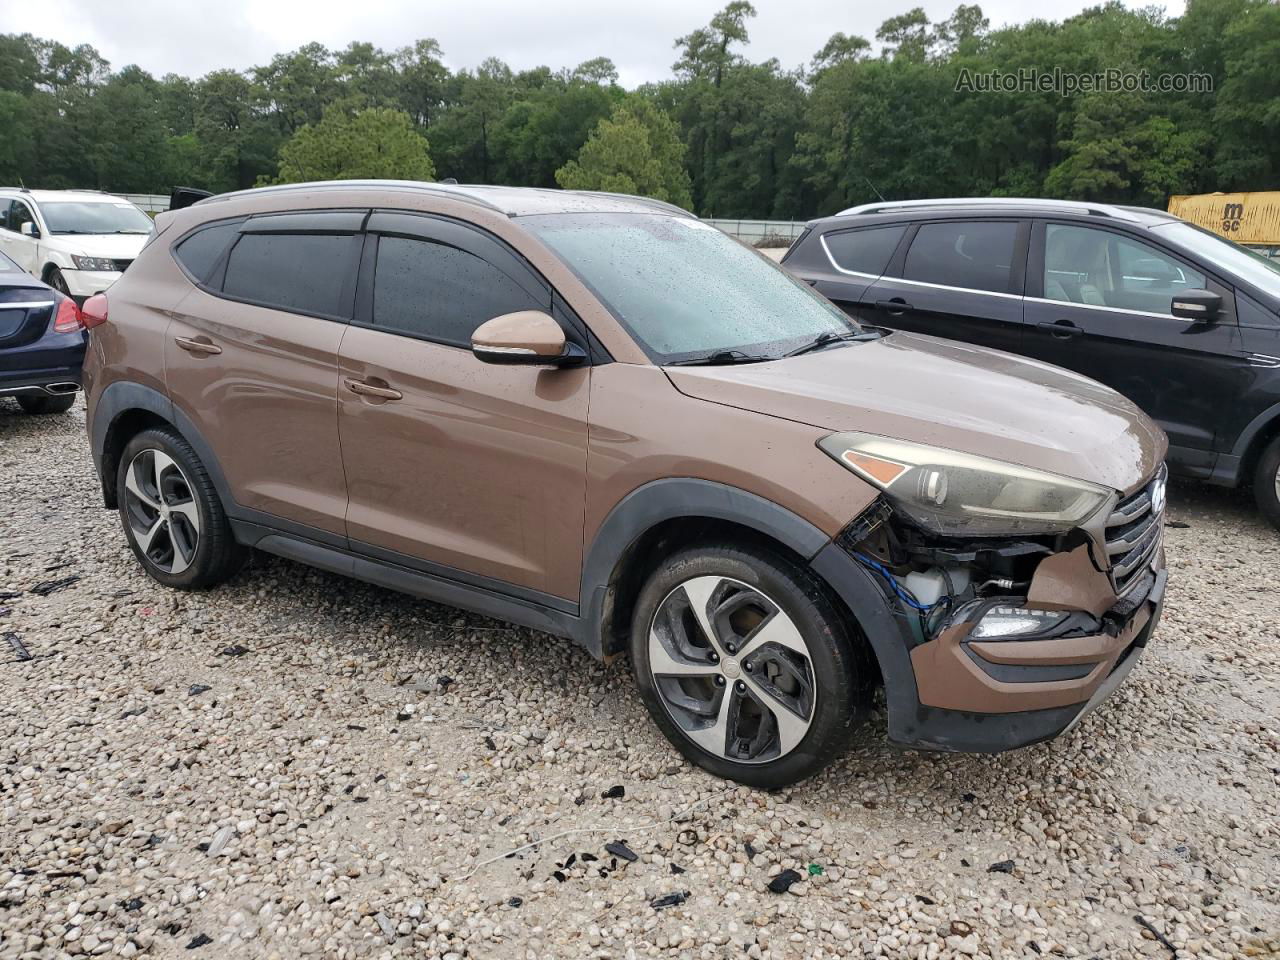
896;217;1027;297
1028;219;1237;324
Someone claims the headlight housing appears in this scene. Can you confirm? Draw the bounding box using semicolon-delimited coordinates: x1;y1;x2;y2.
71;255;118;272
819;432;1109;537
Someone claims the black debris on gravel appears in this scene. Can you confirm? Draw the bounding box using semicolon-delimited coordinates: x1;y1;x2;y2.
1165;520;1191;529
1135;915;1177;955
744;841;757;859
220;644;250;656
987;859;1015;874
604;841;638;863
437;675;454;689
120;706;147;718
185;933;212;949
601;785;625;799
670;863;686;875
507;896;523;908
0;590;21;601
188;684;211;696
650;890;689;910
122;898;143;912
767;869;802;893
29;575;80;596
4;632;31;661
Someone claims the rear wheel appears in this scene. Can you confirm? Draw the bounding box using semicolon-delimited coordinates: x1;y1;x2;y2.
116;427;246;589
1252;434;1280;530
629;543;871;787
16;393;75;415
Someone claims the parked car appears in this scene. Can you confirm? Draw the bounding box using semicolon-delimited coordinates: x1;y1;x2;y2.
0;248;85;414
0;188;154;302
82;182;1168;786
781;198;1280;528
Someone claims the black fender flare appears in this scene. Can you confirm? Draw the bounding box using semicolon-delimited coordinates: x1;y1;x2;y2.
1229;401;1280;465
91;380;234;510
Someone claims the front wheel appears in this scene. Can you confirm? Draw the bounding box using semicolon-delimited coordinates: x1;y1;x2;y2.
629;543;871;787
46;267;71;296
1253;434;1280;530
116;427;246;589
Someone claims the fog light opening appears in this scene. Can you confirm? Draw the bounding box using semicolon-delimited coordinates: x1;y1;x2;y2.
969;606;1069;639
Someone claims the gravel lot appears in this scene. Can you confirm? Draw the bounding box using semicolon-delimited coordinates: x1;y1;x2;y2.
1;398;1277;960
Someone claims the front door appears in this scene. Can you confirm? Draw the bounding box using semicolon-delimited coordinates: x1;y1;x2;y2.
859;218;1028;355
1023;220;1247;468
337;211;590;603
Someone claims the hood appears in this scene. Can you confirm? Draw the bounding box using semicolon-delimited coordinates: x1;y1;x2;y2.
666;332;1166;495
48;233;150;260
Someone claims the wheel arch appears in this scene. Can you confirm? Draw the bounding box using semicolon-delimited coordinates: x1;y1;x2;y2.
1234;404;1280;488
92;381;232;511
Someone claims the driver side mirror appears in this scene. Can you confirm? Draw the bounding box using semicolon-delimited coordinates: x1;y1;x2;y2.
19;221;39;239
1170;289;1221;322
471;311;585;366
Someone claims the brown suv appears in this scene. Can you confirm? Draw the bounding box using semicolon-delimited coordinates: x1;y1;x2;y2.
82;182;1168;786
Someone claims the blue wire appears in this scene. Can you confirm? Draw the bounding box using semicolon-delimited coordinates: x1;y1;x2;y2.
856;554;946;613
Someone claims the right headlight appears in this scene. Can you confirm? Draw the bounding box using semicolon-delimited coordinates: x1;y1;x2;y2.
819;432;1110;537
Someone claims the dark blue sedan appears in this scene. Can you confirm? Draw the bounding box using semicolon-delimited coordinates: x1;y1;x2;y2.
0;248;85;414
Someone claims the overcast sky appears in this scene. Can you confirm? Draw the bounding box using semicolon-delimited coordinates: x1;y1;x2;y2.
1;0;1186;86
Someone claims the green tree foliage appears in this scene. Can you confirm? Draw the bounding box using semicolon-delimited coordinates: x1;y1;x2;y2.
1;0;1278;213
555;98;693;208
270;107;435;183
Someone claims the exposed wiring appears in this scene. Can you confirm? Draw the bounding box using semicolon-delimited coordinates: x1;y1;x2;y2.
856;554;952;637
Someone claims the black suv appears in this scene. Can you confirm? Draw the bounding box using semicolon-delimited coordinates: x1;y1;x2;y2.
782;198;1280;527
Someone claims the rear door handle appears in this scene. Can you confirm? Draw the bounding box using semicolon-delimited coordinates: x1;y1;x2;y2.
344;378;403;401
1037;320;1085;340
875;298;912;314
174;336;221;355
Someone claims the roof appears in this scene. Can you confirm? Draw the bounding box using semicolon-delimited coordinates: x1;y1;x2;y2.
197;180;694;218
0;188;138;204
832;197;1178;227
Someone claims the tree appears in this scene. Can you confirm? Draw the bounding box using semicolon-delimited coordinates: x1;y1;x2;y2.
556;99;692;208
270;106;435;183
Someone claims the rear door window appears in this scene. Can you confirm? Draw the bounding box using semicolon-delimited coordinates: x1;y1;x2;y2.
822;225;906;276
903;220;1018;294
223;232;360;319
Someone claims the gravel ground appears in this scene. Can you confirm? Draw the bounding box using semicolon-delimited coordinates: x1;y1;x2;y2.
1;398;1277;960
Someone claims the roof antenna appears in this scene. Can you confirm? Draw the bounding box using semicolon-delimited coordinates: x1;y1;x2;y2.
863;176;885;202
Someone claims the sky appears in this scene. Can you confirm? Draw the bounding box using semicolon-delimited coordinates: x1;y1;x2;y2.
0;0;1187;86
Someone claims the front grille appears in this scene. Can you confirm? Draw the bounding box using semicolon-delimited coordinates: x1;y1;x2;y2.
1104;465;1166;594
111;258;133;272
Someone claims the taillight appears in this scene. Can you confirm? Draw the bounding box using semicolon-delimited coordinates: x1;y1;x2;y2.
81;293;109;330
53;297;84;333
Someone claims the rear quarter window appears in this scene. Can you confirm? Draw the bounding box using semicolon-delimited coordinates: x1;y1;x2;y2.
172;219;244;285
821;225;907;276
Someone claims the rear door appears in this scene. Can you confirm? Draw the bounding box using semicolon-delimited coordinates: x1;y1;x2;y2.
337;211;591;602
1023;220;1247;467
860;218;1029;354
165;210;364;541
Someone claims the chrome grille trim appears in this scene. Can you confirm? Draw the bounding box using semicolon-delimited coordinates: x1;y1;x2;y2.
1105;465;1166;593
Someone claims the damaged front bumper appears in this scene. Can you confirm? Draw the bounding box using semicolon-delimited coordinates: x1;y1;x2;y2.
810;495;1168;754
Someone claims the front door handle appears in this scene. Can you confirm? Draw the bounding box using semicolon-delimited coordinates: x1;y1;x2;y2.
874;298;912;314
344;378;403;401
1038;319;1085;340
174;336;222;355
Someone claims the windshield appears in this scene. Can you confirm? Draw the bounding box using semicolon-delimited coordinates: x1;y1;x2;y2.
1152;221;1280;292
524;213;858;363
39;200;155;235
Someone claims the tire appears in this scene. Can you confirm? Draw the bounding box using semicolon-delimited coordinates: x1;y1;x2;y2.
16;392;75;415
45;267;71;296
1252;434;1280;530
629;543;872;787
115;427;246;589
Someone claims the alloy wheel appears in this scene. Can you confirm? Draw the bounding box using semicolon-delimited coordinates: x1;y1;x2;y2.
647;575;816;764
122;449;201;575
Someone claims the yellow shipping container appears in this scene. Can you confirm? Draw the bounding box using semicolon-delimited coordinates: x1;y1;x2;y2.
1168;191;1280;246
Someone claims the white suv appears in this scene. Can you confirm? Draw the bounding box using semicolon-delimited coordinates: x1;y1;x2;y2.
0;189;155;301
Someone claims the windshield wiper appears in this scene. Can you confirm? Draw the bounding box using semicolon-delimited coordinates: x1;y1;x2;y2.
784;329;882;358
666;349;774;367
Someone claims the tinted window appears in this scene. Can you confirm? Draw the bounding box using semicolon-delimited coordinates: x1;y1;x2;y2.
1044;224;1205;315
903;220;1018;294
823;225;906;275
372;236;545;346
173;220;243;285
223;233;359;318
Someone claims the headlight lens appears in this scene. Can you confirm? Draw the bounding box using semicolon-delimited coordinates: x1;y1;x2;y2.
819;432;1110;536
71;255;118;272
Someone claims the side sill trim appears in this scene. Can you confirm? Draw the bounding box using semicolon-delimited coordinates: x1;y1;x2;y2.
234;522;582;642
